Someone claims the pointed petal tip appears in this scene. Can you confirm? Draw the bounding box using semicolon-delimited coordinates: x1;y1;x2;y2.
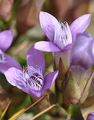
70;14;91;39
7;30;14;39
55;70;59;75
7;29;13;33
39;11;60;41
39;11;54;25
39;11;50;17
77;13;91;20
39;11;48;21
83;13;91;21
9;30;13;35
39;11;57;22
84;13;91;17
39;11;45;16
4;29;14;36
0;29;14;51
54;70;59;79
53;70;59;76
43;70;59;91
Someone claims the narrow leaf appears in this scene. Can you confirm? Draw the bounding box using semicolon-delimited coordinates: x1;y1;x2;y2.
31;104;57;120
0;100;11;119
9;94;48;120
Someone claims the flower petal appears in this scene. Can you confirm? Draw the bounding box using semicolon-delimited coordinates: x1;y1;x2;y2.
0;54;22;73
34;41;61;52
4;67;26;90
71;33;93;69
28;89;42;97
27;46;45;73
0;30;13;51
39;11;60;41
6;55;22;69
43;71;58;91
4;67;42;97
87;112;94;120
70;14;91;40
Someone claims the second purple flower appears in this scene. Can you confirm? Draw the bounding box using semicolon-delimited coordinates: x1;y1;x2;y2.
4;46;58;97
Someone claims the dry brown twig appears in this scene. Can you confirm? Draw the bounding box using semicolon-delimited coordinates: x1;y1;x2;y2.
9;94;48;120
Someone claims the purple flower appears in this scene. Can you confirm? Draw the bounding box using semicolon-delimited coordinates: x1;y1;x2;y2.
87;112;94;120
0;30;21;73
71;32;94;69
4;47;58;97
34;11;91;52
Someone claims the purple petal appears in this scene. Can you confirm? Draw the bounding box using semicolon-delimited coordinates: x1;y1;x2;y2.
27;46;45;73
0;54;22;73
91;41;94;62
71;33;94;69
28;89;42;97
4;67;42;97
34;41;61;52
39;11;60;41
87;112;94;120
0;30;13;51
4;67;26;90
43;71;58;91
6;55;22;69
70;14;91;40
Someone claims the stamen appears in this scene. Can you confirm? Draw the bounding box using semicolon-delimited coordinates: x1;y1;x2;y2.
61;22;72;46
54;21;72;50
23;66;43;91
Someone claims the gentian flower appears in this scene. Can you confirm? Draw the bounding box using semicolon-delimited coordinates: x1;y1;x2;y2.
4;47;58;97
34;11;91;52
34;12;91;71
0;30;21;73
87;112;94;120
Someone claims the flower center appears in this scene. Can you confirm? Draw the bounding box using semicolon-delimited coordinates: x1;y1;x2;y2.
23;66;43;91
0;50;6;63
54;22;72;50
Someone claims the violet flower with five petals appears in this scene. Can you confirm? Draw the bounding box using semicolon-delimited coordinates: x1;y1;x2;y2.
0;30;21;73
4;47;58;97
34;11;91;52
